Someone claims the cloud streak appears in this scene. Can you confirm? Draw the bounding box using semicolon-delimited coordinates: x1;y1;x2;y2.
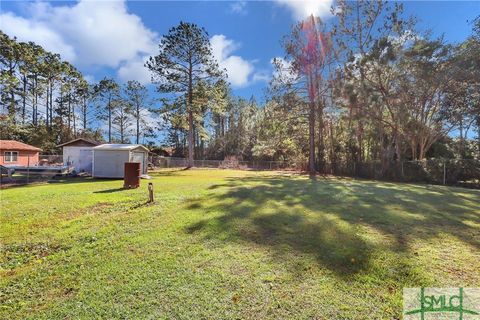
230;1;248;15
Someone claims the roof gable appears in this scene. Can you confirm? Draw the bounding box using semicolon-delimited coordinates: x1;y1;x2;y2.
0;140;42;151
57;138;101;147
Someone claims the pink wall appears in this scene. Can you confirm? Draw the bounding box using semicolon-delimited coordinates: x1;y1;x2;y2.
0;150;39;166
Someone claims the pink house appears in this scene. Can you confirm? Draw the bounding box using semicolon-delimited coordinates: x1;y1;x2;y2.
0;140;42;166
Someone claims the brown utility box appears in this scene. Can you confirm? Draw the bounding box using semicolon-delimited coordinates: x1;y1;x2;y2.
124;162;140;188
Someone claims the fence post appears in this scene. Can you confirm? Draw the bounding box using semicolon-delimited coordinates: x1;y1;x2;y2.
148;182;154;203
27;155;30;184
443;160;446;185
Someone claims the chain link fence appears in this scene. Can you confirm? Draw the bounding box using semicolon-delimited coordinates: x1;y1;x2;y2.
149;155;480;188
0;155;72;187
148;156;300;171
324;159;480;188
2;154;478;188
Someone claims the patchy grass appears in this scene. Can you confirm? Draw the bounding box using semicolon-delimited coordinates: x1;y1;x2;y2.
1;169;479;319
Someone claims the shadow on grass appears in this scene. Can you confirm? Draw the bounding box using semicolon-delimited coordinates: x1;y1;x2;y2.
47;177;121;184
93;187;128;194
184;176;480;279
149;168;192;177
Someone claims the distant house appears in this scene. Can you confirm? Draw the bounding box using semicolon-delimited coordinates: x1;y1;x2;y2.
92;144;149;178
58;138;101;173
0;140;42;166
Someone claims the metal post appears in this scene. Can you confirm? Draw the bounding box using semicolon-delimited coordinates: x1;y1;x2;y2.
27;155;30;184
443;161;446;185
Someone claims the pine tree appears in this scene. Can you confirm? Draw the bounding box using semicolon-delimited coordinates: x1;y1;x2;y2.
146;21;225;167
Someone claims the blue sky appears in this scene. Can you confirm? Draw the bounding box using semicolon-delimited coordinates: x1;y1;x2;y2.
1;0;479;104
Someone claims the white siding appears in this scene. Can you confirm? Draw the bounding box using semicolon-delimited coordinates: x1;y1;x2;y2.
63;146;94;173
93;150;130;178
130;152;147;174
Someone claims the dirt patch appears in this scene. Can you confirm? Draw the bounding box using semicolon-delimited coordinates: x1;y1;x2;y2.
0;242;68;270
65;202;114;220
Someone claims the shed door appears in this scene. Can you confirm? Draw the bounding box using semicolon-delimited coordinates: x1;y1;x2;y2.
131;152;145;175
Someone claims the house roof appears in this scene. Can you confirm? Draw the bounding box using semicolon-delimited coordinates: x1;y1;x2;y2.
0;140;42;152
57;138;101;147
93;144;149;152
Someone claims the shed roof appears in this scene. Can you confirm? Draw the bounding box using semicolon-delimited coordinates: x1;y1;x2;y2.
57;138;101;147
93;144;149;152
0;140;42;151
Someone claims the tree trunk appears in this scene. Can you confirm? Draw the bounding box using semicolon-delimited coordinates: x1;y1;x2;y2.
459;118;466;158
8;61;15;123
72;103;76;137
9;90;15;123
419;141;425;160
187;64;194;168
330;119;338;174
67;98;71;133
188;110;194;167
120;119;124;143
108;97;112;143
317;100;325;173
50;82;53;128
136;103;140;144
33;76;38;126
221;117;225;136
59;91;63;129
308;100;316;175
476;106;480;159
45;85;50;128
83;96;87;130
200;120;205;159
356;1;366;163
22;75;27;124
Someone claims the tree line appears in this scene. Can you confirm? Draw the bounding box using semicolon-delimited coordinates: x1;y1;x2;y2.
1;2;479;175
0;31;154;152
146;4;479;173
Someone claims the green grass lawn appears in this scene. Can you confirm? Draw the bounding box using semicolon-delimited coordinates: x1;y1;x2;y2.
1;169;479;319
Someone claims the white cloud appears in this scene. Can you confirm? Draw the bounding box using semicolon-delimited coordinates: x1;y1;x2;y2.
0;0;157;77
210;34;255;88
230;1;247;15
140;109;160;130
0;12;76;61
117;56;152;85
275;0;333;20
252;72;270;83
221;56;254;87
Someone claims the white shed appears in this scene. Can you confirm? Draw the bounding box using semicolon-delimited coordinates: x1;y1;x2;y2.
92;144;149;178
58;138;101;173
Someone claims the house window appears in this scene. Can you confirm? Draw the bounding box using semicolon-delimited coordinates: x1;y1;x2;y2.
4;151;18;162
